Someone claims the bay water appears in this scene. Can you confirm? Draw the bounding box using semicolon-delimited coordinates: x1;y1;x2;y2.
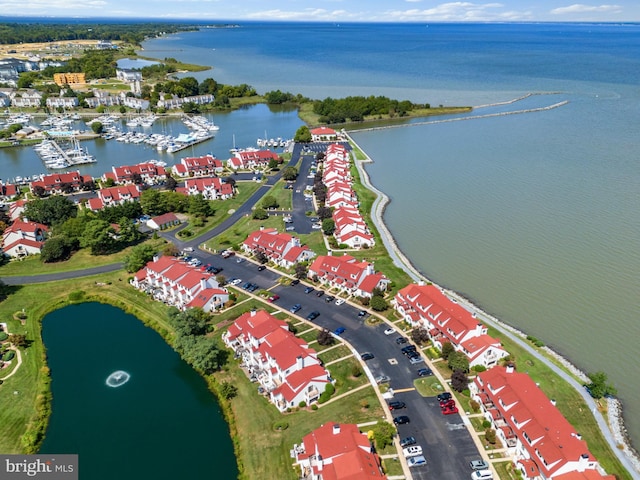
39;303;237;479
140;22;640;448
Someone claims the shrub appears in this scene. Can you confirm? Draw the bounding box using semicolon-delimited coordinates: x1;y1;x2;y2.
469;400;480;413
472;365;487;373
482;420;492;429
485;428;497;444
298;401;307;408
311;404;318;411
273;420;289;431
3;351;15;361
68;290;85;302
0;332;7;342
351;364;363;377
359;399;370;409
318;383;335;404
16;311;27;320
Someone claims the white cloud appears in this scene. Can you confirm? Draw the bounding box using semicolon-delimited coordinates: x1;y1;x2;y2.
550;4;622;15
246;8;354;21
383;2;533;22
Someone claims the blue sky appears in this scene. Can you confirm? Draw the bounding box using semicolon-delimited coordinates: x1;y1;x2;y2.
1;1;639;22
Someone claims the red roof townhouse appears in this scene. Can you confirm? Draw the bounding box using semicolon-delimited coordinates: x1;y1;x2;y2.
223;310;331;411
471;366;616;480
0;182;18;201
30;171;93;195
227;149;279;170
325;142;350;160
332;207;375;249
171;154;223;178
394;283;508;369
131;255;228;312
308;254;390;299
1;220;48;257
310;126;338;142
242;228;315;268
86;184;141;211
176;177;234;200
8;199;27;221
102;162;167;185
292;422;386;480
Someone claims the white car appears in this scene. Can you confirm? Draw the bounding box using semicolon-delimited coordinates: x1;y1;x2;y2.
335;298;346;306
230;279;242;286
384;328;396;335
471;470;493;480
403;446;423;458
407;455;427;468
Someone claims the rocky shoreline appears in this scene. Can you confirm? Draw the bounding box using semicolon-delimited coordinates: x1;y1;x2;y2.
345;131;640;476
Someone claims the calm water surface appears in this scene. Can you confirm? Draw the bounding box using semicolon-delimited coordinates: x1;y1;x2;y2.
40;303;237;480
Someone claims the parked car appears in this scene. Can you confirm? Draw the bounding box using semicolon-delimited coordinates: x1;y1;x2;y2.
471;469;493;480
417;368;433;377
440;399;456;409
306;311;320;321
400;436;416;447
357;310;367;317
442;405;459;415
285;226;295;231
334;326;346;335
375;375;391;385
221;250;234;258
393;415;410;425
387;400;405;410
182;247;194;252
409;355;425;364
268;294;280;302
290;279;300;285
395;336;408;345
304;286;315;294
325;295;335;303
384;327;396;335
407;456;427;468
470;459;489;471
437;392;452;402
401;345;417;355
335;298;346;305
402;446;423;458
230;278;242;286
315;290;324;297
290;304;302;313
257;265;266;271
360;352;374;361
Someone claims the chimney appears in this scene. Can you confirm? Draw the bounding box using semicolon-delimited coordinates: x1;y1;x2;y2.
297;355;304;370
200;278;207;291
250;309;256;317
550;399;556;406
505;363;515;374
333;423;341;435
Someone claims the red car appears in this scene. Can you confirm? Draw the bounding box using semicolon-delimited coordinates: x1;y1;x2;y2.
268;294;280;303
440;399;456;409
442;406;459;415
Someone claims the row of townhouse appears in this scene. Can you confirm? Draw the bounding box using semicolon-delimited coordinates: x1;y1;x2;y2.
393;283;509;369
157;94;215;110
242;228;316;268
0;183;19;201
171;154;224;178
227;149;280;170
308;254;390;299
131;255;229;312
84;90;149;110
322;143;375;249
394;283;617;479
471;365;615;480
30;170;93;195
1;220;48;258
86;184;141;211
292;422;386;480
177;177;234;200
223;310;331;412
102;162;167;185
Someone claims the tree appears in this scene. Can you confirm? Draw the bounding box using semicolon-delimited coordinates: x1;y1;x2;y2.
170;308;210;337
322;218;335;235
441;341;455;360
80;219;117;255
188;194;212;218
294;125;311;143
447;351;469;373
23;196;77;226
317;329;335;346
40;236;74;263
282;166;298;181
8;334;28;348
371;421;396;449
370;295;388;311
124;244;157;273
186;336;221;375
91;121;104;134
268;159;279;170
252;208;268;220
261;195;279;210
162;243;180;257
118;217;143;244
220;381;238;400
451;369;469;392
165;176;177;191
254;250;268;265
294;263;308;279
585;371;617;399
316;206;332;220
411;327;430;345
140;188;168;216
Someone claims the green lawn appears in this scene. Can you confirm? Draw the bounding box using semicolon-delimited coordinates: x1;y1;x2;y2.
262;178;293;211
317;344;353;364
